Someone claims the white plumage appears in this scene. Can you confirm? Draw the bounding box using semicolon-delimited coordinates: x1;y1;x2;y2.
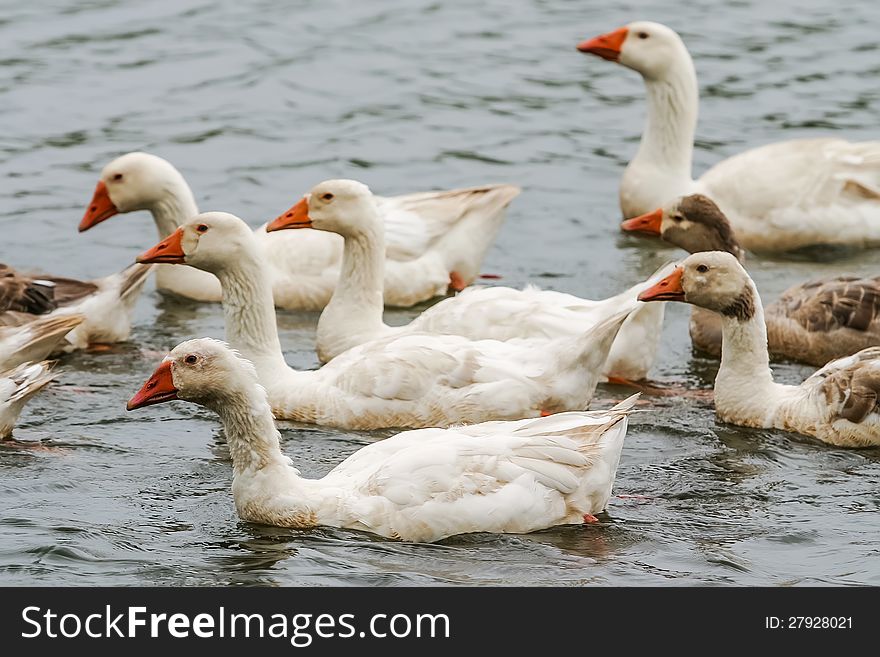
82;152;518;309
128;338;636;542
580;21;880;252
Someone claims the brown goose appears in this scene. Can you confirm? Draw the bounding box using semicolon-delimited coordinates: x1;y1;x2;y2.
622;194;880;366
0;264;57;314
0;262;152;350
638;252;880;447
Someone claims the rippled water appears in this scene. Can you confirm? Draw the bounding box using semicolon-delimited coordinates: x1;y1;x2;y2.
1;0;879;585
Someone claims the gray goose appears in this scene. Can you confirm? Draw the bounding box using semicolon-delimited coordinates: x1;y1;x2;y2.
622;193;880;366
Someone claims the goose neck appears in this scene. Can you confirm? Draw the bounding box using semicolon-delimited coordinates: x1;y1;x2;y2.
214;254;288;376
636;59;698;175
150;180;200;239
319;224;386;338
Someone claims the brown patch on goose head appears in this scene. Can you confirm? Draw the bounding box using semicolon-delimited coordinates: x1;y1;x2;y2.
719;284;757;321
662;194;746;261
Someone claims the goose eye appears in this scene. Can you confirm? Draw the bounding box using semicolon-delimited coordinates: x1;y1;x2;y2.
196;224;209;233
637;31;649;39
696;264;709;273
184;355;198;365
112;173;123;181
672;215;684;223
321;193;334;201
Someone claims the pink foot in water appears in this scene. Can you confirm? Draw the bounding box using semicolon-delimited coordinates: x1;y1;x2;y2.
479;273;502;280
448;271;467;293
86;343;116;353
583;513;599;524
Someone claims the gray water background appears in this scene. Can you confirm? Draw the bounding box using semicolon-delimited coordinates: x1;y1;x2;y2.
1;0;879;585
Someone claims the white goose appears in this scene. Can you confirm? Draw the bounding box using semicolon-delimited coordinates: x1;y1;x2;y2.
127;338;635;542
578;21;880;252
639;251;880;447
136;212;635;430
267;178;668;380
1;361;55;439
0;314;84;370
0;262;150;350
80;152;520;309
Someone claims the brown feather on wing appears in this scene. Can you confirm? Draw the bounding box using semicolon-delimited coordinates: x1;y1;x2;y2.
773;276;880;334
33;276;99;306
817;348;880;424
0;264;58;314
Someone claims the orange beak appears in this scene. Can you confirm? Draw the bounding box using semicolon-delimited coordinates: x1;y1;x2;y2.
621;208;663;235
127;360;178;410
79;181;119;232
266;197;311;232
136;228;186;264
638;267;686;303
576;26;628;61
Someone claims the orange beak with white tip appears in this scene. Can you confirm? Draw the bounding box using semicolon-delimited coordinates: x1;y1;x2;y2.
576;27;628;61
638;267;686;302
79;181;119;232
127;360;178;410
266;197;311;232
621;208;663;235
136;228;186;264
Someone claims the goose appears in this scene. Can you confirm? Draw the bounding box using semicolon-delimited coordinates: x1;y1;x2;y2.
623;194;880;366
0;264;56;314
79;152;520;309
1;361;55;439
127;337;636;542
0;314;84;370
638;251;880;447
136;212;635;430
0;262;149;350
266;178;668;381
577;21;880;252
0;263;152;352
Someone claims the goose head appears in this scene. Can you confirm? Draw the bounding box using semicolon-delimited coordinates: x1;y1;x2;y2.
136;211;255;274
127;337;260;412
266;179;378;238
80;152;187;232
638;251;757;320
577;21;689;80
621;194;745;260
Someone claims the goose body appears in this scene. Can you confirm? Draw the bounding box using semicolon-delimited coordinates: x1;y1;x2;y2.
128;338;635;542
639;252;880;447
81;152;519;309
0;314;84;370
623;194;880;366
579;22;880;251
0;263;149;350
268;179;667;380
137;212;635;430
0;361;55;439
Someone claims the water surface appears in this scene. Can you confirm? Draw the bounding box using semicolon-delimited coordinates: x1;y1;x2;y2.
1;0;879;585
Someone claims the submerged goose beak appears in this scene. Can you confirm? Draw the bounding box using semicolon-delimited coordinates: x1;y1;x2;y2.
638;267;686;302
136;228;186;264
127;360;178;410
266;197;312;232
79;181;119;232
621;208;663;235
576;27;628;61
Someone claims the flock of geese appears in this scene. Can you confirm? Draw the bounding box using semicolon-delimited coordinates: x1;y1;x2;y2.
3;22;880;543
